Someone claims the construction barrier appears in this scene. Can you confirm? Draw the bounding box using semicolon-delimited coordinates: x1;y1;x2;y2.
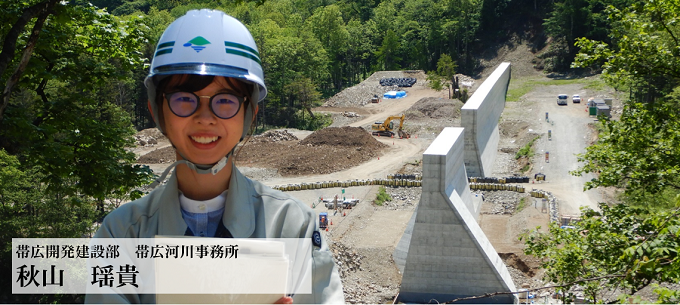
272;176;423;191
468;176;531;183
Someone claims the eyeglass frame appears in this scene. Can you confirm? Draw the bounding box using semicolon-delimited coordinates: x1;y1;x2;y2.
163;91;246;120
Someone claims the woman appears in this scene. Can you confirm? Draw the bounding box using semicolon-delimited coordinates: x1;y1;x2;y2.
86;9;344;304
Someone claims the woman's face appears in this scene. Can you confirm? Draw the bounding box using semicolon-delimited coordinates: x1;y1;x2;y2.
162;76;246;165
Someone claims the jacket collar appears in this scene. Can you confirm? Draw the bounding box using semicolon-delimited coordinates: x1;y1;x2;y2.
156;162;256;238
221;162;256;237
158;172;188;236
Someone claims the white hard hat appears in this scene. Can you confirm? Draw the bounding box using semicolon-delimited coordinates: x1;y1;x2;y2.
144;9;266;139
143;9;266;181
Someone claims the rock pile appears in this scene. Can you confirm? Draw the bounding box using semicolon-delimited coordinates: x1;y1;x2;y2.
134;128;166;147
342;111;360;118
322;70;428;108
250;130;298;143
454;73;476;89
380;187;419;210
323;83;401;107
479;190;529;214
330;243;363;278
343;281;397;304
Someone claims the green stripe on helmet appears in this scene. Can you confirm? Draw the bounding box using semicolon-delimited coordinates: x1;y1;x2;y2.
157;41;175;50
155;48;173;57
224;41;260;58
225;48;261;65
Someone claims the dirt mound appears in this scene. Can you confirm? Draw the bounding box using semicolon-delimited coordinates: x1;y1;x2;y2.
499;253;538;277
137;146;175;164
250;130;298;143
236;127;388;176
299;126;385;149
406;97;464;119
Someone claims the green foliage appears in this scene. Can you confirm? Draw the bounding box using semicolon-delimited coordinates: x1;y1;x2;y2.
426;72;445;91
0;149;96;303
521;203;680;303
516;197;527;212
651;284;680;304
460;88;469;103
292;111;332;131
571;93;680;197
375;29;401;70
1;4;154;200
374;186;392;206
515;135;540;159
520;163;531;173
436;53;456;80
541;0;631;72
573;0;680;101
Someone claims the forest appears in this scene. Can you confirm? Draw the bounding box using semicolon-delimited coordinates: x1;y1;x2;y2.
1;0;679;303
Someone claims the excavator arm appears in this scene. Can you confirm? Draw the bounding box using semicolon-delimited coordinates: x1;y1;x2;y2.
371;114;410;138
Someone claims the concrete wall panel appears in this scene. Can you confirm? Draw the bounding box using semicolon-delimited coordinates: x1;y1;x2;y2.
462;62;511;177
396;127;516;304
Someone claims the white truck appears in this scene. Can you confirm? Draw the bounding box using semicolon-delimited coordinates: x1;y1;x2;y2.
557;94;568;105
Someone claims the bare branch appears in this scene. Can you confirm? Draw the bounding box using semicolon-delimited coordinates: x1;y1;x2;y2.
0;1;54;77
0;0;59;122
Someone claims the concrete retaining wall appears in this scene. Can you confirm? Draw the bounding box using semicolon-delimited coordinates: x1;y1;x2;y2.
462;62;511;177
396;127;516;304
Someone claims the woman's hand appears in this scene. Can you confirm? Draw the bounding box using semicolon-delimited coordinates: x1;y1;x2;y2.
275;296;293;304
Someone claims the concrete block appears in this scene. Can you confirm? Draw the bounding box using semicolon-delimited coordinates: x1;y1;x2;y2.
462;63;510;177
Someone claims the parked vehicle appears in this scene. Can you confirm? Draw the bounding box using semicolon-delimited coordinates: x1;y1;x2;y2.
572;94;581;103
557;94;568;105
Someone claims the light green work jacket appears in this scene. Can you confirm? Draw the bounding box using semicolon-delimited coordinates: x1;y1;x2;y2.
85;163;344;304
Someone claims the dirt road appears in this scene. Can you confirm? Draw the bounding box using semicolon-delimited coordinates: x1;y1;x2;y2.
522;83;603;215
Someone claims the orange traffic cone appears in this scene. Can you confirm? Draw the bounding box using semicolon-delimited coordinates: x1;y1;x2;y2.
326;227;328;231
343;211;346;216
330;220;333;225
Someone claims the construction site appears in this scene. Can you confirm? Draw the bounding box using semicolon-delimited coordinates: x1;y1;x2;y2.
132;45;622;303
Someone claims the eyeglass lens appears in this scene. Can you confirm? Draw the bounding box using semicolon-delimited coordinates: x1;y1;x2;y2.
167;92;242;119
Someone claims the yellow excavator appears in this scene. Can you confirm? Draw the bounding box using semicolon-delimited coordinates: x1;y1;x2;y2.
371;114;410;138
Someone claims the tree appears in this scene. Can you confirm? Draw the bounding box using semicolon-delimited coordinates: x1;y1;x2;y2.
0;0;60;121
436;53;457;98
521;203;680;303
571;1;680;199
571;94;680;198
285;76;322;121
306;5;350;91
375;29;401;70
426;72;445;91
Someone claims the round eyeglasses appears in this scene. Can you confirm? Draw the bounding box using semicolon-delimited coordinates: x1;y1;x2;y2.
164;91;244;119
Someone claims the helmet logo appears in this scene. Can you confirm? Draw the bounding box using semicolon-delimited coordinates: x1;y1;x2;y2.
183;36;211;53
